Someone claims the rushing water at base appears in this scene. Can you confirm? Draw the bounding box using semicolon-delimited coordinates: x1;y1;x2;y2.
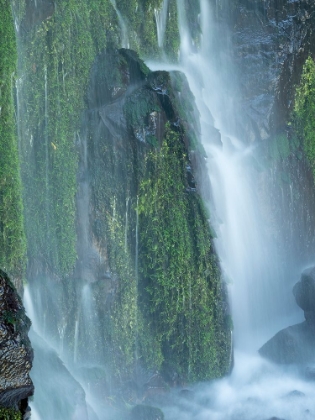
161;352;315;420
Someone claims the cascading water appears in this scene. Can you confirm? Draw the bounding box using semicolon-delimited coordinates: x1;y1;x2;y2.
150;0;302;346
146;1;315;419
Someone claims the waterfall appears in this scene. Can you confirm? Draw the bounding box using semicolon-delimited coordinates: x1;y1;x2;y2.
149;0;300;348
146;0;315;418
11;0;315;418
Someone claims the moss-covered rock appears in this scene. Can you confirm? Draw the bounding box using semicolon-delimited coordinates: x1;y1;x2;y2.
0;407;21;420
86;48;231;383
0;0;26;288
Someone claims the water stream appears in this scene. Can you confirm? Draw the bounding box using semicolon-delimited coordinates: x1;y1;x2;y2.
154;0;170;49
147;1;315;418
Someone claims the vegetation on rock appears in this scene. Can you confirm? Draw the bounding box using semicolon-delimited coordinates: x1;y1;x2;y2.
0;0;26;286
14;0;180;277
138;124;231;381
0;408;21;420
293;56;315;181
88;51;231;382
10;0;230;390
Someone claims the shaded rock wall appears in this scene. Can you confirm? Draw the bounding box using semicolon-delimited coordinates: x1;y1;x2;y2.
227;0;315;140
214;0;315;272
12;0;231;409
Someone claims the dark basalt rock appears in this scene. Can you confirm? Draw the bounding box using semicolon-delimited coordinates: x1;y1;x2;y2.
293;267;315;315
0;270;34;413
259;321;315;364
224;0;315;140
259;266;315;364
178;389;195;401
142;373;169;403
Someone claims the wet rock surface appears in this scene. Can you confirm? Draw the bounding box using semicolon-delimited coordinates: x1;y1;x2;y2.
0;270;33;411
293;266;315;317
259;266;315;364
259;321;315;364
20;0;54;31
227;0;315;140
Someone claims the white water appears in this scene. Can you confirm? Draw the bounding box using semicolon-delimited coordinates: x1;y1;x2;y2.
162;352;315;420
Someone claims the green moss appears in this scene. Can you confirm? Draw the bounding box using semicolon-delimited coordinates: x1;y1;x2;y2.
164;0;180;60
0;407;21;420
16;0;119;275
124;88;160;128
138;124;231;381
15;0;180;275
0;0;26;282
293;56;315;180
13;1;229;384
114;0;179;60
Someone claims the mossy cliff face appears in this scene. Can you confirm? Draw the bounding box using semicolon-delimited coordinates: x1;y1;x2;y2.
0;0;26;290
293;57;315;178
13;0;180;279
14;0;120;277
11;0;231;396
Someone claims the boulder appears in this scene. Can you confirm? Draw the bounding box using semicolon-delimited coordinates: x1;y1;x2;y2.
293;267;315;315
259;266;315;364
259;321;315;364
0;270;34;413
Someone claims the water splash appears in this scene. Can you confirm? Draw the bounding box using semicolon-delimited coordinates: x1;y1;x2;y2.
162;352;315;420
